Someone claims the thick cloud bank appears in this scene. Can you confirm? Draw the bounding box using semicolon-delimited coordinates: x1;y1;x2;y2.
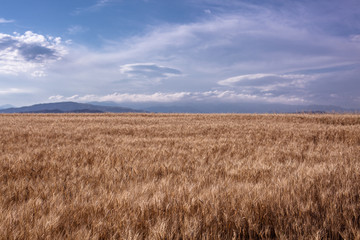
0;31;67;76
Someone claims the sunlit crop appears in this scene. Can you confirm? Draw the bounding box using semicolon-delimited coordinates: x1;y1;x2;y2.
1;113;359;239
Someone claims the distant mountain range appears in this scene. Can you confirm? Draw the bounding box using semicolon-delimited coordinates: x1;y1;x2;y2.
0;102;145;113
95;101;357;114
0;101;358;114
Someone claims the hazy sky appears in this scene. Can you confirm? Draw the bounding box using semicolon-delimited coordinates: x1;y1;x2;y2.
1;0;360;107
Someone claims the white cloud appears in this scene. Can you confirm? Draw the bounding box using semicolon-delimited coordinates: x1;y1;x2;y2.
0;88;32;95
48;90;307;104
217;73;317;103
71;92;191;103
218;73;312;88
119;63;182;82
67;25;87;35
218;74;276;86
0;31;67;76
31;70;47;78
0;18;14;24
48;95;64;101
72;0;113;15
350;35;360;42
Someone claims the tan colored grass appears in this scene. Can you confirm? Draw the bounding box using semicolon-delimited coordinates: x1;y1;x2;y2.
0;113;359;239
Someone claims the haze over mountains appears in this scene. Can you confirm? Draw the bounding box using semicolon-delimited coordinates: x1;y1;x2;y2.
0;102;144;113
114;102;355;113
0;104;14;110
0;101;357;114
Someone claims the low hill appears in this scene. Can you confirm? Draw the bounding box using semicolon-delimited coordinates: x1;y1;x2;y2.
0;102;145;113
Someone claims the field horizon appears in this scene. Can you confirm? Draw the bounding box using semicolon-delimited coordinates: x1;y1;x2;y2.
1;113;359;239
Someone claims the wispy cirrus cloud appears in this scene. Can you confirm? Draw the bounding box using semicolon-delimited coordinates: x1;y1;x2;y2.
216;73;313;105
216;64;360;107
0;18;14;24
67;25;88;35
0;88;33;95
218;73;312;90
72;0;113;15
350;35;360;42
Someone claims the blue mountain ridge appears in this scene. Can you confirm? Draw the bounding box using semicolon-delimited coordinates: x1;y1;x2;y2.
0;102;145;113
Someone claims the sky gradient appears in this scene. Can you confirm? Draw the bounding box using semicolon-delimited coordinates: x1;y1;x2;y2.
1;0;360;108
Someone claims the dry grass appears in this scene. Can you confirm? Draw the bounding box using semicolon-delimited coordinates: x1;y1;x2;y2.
0;113;359;239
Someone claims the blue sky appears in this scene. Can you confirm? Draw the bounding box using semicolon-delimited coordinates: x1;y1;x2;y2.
1;0;360;107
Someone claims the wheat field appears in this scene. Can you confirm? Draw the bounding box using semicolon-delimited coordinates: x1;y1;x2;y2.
0;113;359;239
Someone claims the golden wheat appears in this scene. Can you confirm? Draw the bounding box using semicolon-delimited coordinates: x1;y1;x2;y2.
0;113;359;239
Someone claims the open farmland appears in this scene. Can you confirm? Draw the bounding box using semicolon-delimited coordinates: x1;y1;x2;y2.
0;114;360;239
